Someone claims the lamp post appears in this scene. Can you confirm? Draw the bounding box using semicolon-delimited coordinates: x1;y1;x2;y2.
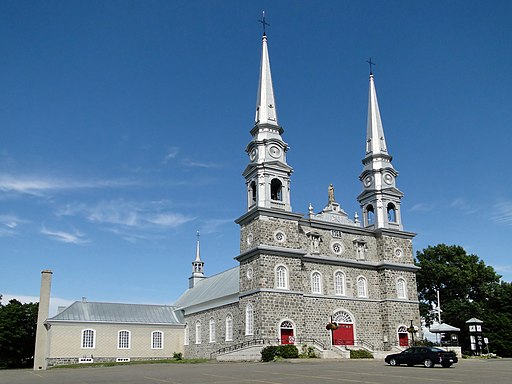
407;319;417;346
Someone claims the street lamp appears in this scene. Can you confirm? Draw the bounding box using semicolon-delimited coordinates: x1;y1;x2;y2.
407;319;417;346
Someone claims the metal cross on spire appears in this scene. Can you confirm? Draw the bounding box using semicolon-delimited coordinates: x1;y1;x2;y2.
366;57;376;75
259;11;270;36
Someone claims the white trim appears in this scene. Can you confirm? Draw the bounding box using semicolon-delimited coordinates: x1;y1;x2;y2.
117;330;131;349
311;271;322;294
396;277;407;299
195;320;201;344
209;318;216;343
334;270;346;296
151;330;164;349
81;328;96;349
225;314;233;342
356;275;368;298
245;303;254;336
274;264;289;290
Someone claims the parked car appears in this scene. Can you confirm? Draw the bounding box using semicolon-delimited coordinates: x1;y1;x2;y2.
385;346;458;368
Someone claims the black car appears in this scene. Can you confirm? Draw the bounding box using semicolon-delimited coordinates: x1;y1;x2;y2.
385;346;458;368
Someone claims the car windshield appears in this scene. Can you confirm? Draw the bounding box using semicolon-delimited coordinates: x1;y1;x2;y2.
430;347;446;352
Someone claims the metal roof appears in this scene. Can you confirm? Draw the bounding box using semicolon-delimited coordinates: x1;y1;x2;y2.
48;301;183;325
174;266;239;310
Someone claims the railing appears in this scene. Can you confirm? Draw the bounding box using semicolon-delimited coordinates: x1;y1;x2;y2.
210;339;267;358
210;338;328;358
333;339;375;351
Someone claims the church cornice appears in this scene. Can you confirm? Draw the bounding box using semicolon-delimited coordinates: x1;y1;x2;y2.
235;244;306;262
375;227;416;239
302;254;420;272
250;123;284;136
235;207;303;226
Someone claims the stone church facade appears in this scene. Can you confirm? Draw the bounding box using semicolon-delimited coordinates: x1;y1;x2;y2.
34;30;421;368
175;31;420;359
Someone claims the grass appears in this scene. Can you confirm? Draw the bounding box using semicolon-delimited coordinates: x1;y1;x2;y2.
50;358;209;369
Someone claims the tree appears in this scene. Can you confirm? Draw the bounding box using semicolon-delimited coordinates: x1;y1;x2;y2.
0;299;39;368
416;244;512;357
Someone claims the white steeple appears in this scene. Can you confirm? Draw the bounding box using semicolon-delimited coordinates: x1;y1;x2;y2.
243;20;293;212
189;231;205;288
255;33;278;126
358;69;404;230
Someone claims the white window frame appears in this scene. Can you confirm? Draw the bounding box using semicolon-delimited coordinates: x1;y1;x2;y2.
151;330;164;349
397;277;407;299
357;276;368;298
275;265;288;289
81;329;95;349
184;324;189;346
245;303;254;336
209;318;216;343
334;271;346;296
195;321;201;344
118;330;131;349
225;314;233;342
311;271;322;294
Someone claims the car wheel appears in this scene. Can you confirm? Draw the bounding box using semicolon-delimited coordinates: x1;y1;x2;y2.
388;358;397;366
423;359;434;368
441;362;452;368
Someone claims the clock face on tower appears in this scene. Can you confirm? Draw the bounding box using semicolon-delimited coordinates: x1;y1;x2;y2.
384;173;394;185
249;148;258;162
363;175;373;187
269;145;281;159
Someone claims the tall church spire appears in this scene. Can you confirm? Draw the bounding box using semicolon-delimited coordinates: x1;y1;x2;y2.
358;70;404;230
254;33;278;126
243;21;293;212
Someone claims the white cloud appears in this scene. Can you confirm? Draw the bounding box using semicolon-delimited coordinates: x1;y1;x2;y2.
409;203;434;212
41;226;89;245
0;173;136;197
450;197;481;215
57;199;195;235
492;201;512;226
199;218;234;234
162;147;180;164
182;160;220;169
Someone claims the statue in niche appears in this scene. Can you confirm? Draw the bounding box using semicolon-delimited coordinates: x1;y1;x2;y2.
328;183;335;204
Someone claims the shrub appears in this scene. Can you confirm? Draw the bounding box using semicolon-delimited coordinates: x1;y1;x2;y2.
261;346;279;362
173;352;183;360
350;349;374;359
299;344;317;358
261;345;299;361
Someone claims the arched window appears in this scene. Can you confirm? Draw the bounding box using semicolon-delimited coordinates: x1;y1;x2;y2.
250;180;257;204
311;271;322;294
152;331;163;349
387;203;397;222
271;178;282;201
81;329;95;349
209;318;216;343
334;271;346;296
366;205;375;225
397;277;407;299
184;323;189;346
357;276;368;298
276;265;288;289
245;303;254;336
225;314;233;342
118;330;130;349
195;320;201;344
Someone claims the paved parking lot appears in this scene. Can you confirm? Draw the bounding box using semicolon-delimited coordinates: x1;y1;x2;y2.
1;359;511;384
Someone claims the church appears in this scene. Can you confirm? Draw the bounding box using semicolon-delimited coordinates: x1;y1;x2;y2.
34;29;420;368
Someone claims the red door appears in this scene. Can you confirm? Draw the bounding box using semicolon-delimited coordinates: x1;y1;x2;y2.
399;332;409;346
332;324;354;345
281;328;294;344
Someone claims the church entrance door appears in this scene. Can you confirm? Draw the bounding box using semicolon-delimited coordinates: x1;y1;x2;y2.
280;321;294;344
398;326;409;346
332;324;354;345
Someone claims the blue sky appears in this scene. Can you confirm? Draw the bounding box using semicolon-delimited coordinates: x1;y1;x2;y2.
1;1;511;313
